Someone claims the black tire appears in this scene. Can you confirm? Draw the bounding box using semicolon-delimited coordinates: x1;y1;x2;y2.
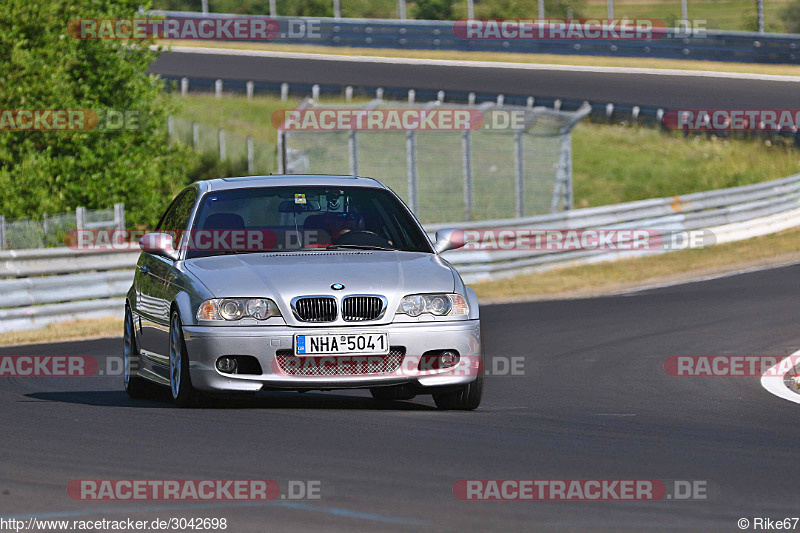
169;311;200;408
123;306;150;399
370;385;417;401
432;372;483;410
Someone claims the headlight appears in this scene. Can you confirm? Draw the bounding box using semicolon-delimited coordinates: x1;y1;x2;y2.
197;298;281;321
396;294;469;317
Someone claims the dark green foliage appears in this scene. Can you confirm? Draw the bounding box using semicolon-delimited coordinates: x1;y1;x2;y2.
0;0;194;227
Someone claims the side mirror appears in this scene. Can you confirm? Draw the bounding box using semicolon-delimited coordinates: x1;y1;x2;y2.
433;228;466;254
140;232;180;261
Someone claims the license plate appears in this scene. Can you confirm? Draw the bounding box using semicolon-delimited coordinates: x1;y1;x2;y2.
295;333;389;355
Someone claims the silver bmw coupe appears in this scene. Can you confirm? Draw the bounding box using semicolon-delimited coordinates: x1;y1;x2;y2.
124;175;483;409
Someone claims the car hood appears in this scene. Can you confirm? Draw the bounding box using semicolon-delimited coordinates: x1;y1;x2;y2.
185;250;456;318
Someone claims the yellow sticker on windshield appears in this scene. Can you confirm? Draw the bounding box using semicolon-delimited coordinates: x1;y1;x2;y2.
294;193;306;204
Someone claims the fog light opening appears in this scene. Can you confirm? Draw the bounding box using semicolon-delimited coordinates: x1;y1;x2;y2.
439;351;460;369
216;357;238;374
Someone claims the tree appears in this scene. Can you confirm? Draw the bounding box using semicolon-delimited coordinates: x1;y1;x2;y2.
0;0;193;227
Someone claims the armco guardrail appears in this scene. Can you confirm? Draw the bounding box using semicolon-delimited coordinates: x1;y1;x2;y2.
153;11;800;64
1;174;799;332
434;174;800;281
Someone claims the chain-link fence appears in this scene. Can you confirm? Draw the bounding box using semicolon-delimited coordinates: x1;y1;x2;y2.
278;100;590;224
0;205;124;250
169;116;275;174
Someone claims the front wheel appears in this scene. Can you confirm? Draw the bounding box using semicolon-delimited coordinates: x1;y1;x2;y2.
432;372;483;410
169;311;200;407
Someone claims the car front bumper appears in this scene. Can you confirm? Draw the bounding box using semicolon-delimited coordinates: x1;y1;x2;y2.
182;320;481;393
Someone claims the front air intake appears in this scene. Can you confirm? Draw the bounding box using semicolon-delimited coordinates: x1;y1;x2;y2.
292;297;337;322
342;296;386;322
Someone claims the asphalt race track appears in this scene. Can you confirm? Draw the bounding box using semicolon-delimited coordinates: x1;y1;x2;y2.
149;49;800;109
1;264;798;531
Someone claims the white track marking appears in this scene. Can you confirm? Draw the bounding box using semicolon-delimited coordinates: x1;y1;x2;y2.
761;349;800;404
163;45;800;83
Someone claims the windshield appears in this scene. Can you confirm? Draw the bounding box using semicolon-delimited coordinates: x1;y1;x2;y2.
184;185;433;259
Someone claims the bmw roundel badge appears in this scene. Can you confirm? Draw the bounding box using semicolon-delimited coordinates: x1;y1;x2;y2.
331;283;345;290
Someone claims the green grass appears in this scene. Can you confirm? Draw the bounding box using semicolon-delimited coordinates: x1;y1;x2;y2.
571;123;800;208
579;0;791;32
170;93;800;222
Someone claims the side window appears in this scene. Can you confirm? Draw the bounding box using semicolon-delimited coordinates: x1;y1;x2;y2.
156;189;197;233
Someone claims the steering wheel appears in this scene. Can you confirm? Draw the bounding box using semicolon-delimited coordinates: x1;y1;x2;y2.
335;230;393;248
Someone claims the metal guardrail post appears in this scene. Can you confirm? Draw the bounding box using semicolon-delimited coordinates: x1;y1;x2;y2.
565;134;573;211
269;0;276;16
345;86;353;102
0;215;5;250
462;130;473;221
215;79;223;98
333;0;340;19
514;131;525;218
181;77;188;95
281;83;289;101
406;130;418;214
76;207;86;231
247;137;254;173
397;0;406;20
277;131;286;173
552;134;573;212
114;203;126;230
312;84;320;100
218;129;226;160
348;131;359;176
246;81;254;100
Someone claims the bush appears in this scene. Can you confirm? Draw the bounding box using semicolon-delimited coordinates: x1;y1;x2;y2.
413;0;454;20
0;0;193;227
780;0;800;33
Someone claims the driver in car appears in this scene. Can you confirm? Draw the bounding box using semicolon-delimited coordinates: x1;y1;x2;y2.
328;212;363;242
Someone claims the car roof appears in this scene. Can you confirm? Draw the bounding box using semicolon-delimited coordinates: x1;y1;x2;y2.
201;175;387;192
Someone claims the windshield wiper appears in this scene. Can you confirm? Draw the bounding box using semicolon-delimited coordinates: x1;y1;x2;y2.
326;244;397;251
